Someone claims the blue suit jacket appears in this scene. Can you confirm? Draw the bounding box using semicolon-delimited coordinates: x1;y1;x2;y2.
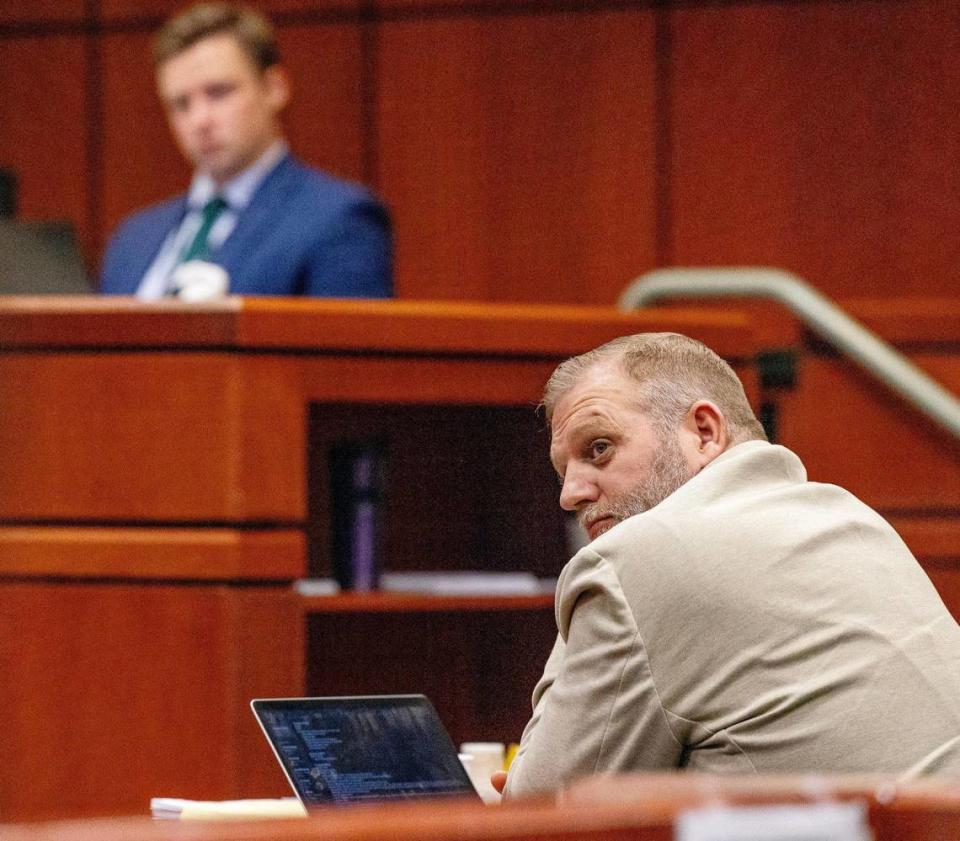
100;155;392;298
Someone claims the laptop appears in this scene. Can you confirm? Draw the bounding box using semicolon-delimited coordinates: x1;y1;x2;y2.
251;695;480;808
0;219;92;295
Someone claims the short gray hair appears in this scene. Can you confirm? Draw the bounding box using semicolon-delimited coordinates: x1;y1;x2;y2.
542;332;767;444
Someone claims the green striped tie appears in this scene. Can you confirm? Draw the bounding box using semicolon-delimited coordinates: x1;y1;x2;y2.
180;195;228;262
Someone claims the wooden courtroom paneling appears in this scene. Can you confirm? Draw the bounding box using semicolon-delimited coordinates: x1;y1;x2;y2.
233;298;752;359
376;8;657;304
6;774;960;840
98;0;359;20
0;0;84;24
0;35;90;255
668;1;960;300
0;527;305;580
0;352;305;522
99;31;191;260
0;581;302;820
375;0;606;7
278;24;367;185
776;350;960;511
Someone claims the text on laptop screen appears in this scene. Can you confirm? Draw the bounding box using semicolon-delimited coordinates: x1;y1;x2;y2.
252;696;478;806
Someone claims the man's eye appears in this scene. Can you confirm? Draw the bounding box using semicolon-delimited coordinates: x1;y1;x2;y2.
590;440;611;459
207;83;235;100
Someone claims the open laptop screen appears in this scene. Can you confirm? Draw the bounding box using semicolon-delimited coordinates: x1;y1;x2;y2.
251;695;479;807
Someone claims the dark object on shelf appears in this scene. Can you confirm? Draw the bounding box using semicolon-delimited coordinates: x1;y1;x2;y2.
329;441;387;591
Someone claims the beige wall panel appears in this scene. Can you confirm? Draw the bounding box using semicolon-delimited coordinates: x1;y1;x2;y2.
99;31;191;262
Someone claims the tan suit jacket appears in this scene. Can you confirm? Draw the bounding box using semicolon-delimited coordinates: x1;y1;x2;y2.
505;442;960;798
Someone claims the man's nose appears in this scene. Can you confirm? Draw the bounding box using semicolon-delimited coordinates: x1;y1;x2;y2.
186;99;215;131
559;467;598;511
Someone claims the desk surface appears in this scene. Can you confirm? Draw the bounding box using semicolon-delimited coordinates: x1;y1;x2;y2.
4;773;960;841
0;296;753;356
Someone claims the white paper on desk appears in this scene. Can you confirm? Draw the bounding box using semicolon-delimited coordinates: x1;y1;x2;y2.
150;797;306;821
379;571;542;595
676;802;872;841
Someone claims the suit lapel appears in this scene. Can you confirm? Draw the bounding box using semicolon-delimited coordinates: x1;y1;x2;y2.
118;198;187;294
216;155;297;287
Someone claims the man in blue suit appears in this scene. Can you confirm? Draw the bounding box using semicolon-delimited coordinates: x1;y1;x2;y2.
101;3;392;300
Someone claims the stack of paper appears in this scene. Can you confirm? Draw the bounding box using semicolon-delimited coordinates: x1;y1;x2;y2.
380;571;542;596
150;797;307;821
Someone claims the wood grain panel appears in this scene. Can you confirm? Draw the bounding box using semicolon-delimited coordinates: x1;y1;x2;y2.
234;588;307;799
0;582;302;820
776;351;960;510
0;527;305;580
669;1;960;299
236;355;308;520
302;592;553;612
0;296;242;347
0;0;84;23
234;298;754;360
8;780;960;841
99;0;358;20
846;298;960;345
297;353;753;409
377;9;657;304
99;31;190;262
375;0;604;7
0;298;753;360
279;23;366;184
0;353;304;522
0;36;90;261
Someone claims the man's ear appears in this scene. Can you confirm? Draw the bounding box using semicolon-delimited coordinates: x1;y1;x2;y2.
680;400;729;469
263;65;291;112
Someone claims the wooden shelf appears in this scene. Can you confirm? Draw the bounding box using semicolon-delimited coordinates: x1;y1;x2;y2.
300;591;555;614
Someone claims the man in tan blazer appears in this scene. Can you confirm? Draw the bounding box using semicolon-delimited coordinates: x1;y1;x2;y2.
502;332;960;799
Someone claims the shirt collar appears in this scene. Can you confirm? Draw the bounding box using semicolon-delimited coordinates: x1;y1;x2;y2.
186;139;289;211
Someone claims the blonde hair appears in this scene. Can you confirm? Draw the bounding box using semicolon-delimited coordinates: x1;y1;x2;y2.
154;3;279;71
542;332;767;444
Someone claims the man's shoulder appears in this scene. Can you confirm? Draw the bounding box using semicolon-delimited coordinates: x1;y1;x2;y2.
274;156;381;209
110;194;187;240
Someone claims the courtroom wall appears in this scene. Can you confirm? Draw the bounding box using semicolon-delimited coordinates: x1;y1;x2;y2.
1;0;957;304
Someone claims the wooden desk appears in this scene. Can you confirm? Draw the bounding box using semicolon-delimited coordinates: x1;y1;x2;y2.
0;298;754;822
3;773;960;841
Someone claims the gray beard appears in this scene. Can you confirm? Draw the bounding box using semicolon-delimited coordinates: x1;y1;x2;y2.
578;432;694;537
